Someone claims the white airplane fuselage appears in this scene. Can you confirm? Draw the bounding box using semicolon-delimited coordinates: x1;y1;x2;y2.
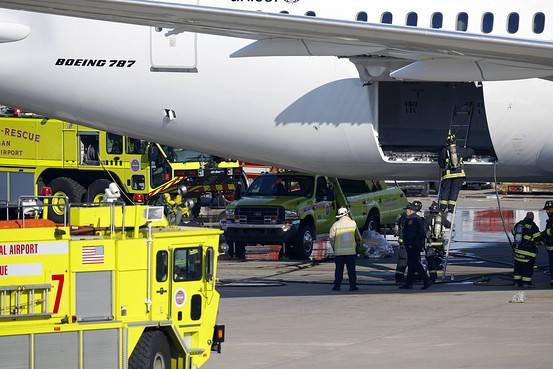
0;0;552;181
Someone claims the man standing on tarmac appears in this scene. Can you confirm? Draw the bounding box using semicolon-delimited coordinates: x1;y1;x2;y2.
438;134;474;213
540;201;553;288
330;207;359;291
512;211;542;288
394;200;423;283
399;203;433;290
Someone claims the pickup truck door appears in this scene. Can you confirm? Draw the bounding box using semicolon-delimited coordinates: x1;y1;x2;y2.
313;176;336;232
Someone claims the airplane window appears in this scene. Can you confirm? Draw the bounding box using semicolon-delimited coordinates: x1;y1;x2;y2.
456;12;468;31
381;12;393;24
406;12;418;26
482;12;494;33
305;11;316;17
508;12;519;33
356;12;368;22
431;12;443;29
533;12;545;34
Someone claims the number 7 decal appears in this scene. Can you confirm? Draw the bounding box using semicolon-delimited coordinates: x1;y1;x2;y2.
52;274;65;314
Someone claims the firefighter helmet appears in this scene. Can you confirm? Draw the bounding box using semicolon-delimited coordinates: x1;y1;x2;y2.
412;200;423;212
543;200;553;211
336;207;349;218
429;201;439;213
446;134;456;144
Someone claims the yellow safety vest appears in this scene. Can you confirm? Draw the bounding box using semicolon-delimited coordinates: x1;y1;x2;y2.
330;217;358;256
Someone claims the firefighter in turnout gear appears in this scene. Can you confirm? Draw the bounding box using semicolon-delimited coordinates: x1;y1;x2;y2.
438;134;474;213
394;200;422;283
330;207;360;291
423;201;451;282
512;212;543;288
399;203;433;290
540;201;553;288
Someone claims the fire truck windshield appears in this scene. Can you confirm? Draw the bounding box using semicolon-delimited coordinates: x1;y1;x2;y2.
161;146;212;163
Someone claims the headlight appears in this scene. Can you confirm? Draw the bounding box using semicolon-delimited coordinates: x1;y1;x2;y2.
226;208;235;217
285;210;298;221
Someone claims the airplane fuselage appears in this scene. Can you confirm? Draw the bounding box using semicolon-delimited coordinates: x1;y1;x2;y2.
0;0;552;181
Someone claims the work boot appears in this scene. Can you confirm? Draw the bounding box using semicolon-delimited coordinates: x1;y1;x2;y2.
522;283;535;289
422;280;433;290
399;284;412;289
349;286;359;291
547;283;553;289
331;286;340;291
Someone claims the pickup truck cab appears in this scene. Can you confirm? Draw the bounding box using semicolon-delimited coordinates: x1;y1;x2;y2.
221;171;407;259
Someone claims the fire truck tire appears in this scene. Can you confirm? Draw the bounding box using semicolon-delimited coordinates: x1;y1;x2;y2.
129;330;171;369
292;223;315;259
85;179;112;202
47;177;86;223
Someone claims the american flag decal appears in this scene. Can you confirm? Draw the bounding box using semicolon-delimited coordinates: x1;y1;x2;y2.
82;246;104;264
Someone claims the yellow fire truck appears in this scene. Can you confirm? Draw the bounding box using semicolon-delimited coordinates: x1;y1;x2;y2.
0;117;244;222
0;195;225;369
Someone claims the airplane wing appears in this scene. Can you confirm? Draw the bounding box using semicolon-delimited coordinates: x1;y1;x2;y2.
2;0;553;81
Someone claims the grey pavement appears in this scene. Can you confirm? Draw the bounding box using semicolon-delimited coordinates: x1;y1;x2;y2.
204;190;553;369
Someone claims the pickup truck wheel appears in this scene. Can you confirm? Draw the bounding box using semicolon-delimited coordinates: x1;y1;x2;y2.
362;214;381;234
293;223;315;259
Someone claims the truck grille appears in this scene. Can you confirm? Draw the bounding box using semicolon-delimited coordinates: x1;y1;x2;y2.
235;206;284;224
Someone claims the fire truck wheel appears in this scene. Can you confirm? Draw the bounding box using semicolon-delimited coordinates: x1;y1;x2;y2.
129;330;171;369
47;177;86;223
86;178;112;202
292;223;315;259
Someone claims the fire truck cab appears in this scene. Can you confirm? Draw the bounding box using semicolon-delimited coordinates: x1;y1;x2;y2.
0;117;243;222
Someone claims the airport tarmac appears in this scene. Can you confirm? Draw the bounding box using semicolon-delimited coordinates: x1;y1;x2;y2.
204;190;553;369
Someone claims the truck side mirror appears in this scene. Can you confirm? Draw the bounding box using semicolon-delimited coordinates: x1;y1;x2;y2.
233;182;243;201
206;247;214;282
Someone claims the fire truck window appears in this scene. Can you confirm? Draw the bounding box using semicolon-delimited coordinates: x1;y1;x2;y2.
156;251;168;282
173;247;203;282
80;134;99;165
132;175;145;190
106;133;123;154
126;137;146;154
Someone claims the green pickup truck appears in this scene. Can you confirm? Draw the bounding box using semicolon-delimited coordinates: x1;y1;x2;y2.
221;171;408;259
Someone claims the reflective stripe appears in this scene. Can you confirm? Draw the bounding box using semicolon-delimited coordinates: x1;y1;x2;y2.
333;226;357;256
515;249;537;258
442;170;466;180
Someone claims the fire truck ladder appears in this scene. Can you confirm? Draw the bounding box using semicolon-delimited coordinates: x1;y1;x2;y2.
0;284;53;320
441;211;456;282
449;103;474;148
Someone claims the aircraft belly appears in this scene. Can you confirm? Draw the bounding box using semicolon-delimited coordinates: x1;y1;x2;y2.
1;12;553;182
